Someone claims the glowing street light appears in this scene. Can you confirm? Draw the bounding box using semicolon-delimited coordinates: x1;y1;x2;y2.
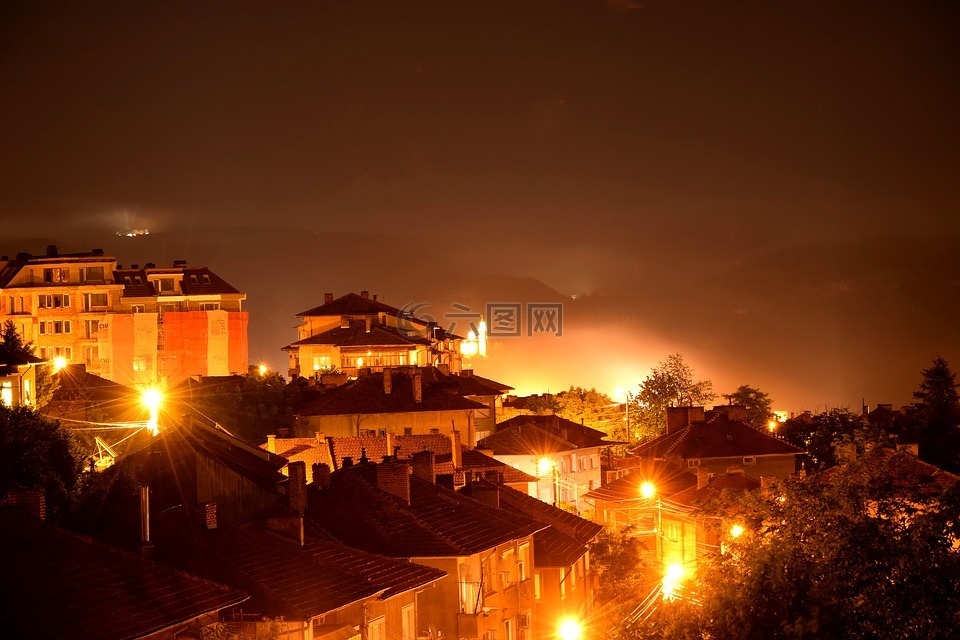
537;457;555;476
662;563;684;601
53;356;67;372
768;419;778;432
730;523;745;539
557;618;582;640
258;363;268;376
142;387;162;436
640;481;656;499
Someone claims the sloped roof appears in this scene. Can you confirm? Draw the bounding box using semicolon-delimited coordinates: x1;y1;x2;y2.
298;372;487;416
477;423;578;455
158;520;383;620
435;448;538;484
631;414;803;460
113;268;156;297
46;365;148;424
178;267;242;295
288;320;432;348
585;461;697;503
496;414;612;448
669;472;761;507
464;373;514;393
297;292;405;318
819;447;959;495
459;480;601;567
308;462;544;558
0;509;247;640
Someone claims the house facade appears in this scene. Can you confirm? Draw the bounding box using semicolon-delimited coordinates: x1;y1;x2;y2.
0;246;248;388
0;345;40;407
285;291;463;379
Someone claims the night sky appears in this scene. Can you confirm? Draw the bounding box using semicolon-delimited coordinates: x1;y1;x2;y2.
2;1;959;409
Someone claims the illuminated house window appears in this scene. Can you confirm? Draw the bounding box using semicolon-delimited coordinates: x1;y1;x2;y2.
133;357;148;371
687;459;700;467
367;617;384;640
743;456;757;465
85;293;108;310
199;302;220;311
39;294;70;308
84;266;104;282
1;382;12;407
131;304;145;313
43;267;69;283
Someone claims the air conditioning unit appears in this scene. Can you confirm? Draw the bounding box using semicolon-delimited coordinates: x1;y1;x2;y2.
519;613;531;629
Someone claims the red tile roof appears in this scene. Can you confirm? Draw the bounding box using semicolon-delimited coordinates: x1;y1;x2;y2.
298;371;488;416
631;414;803;460
669;472;761;507
460;479;602;567
584;461;697;503
288;320;432;348
0;509;247;640
297;292;406;318
308;462;544;558
496;414;613;448
819;447;959;495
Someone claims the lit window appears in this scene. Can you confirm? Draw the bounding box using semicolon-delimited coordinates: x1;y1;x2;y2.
687;459;700;467
743;456;757;465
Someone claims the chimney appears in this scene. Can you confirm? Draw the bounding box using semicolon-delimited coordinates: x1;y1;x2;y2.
365;316;372;333
666;407;705;434
412;372;423;403
195;502;217;530
342;456;353;468
373;294;379;302
312;463;331;489
340;315;350;328
173;259;187;267
288;461;308;513
386;431;394;456
377;459;411;505
450;429;463;469
266;434;276;453
324;292;334;304
45;244;58;257
697;466;710;490
470;480;500;509
360;290;370;299
139;485;153;557
412;450;436;484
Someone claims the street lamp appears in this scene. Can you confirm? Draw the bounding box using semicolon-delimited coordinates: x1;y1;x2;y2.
557;618;582;640
538;457;560;507
258;363;268;376
142;387;162;436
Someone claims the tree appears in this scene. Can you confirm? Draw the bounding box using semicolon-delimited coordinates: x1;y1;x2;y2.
0;404;81;520
722;384;774;429
632;448;960;640
555;386;617;433
525;394;560;415
913;356;960;472
0;319;59;410
779;408;865;472
629;354;715;441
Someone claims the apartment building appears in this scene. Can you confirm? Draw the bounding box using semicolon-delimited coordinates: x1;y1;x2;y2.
0;246;248;388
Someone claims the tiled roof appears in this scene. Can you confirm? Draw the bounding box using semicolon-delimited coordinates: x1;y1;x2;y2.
158;520;383;620
819;447;959;495
298;371;488;416
0;509;247;640
631;414;803;460
113;268;156;297
270;436;335;472
584;461;697;503
308;462;543;558
301;530;446;598
288;320;431;348
477;423;576;455
459;480;600;567
496;414;612;448
463;373;514;393
178;267;241;295
297;293;406;318
669;472;761;507
435;448;538;484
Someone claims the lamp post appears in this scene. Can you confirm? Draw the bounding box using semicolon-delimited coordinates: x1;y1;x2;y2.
142;387;163;436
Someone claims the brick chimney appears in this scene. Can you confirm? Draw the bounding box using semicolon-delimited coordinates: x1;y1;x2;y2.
266;434;276;453
450;429;463;469
697;466;710;490
288;461;308;514
377;459;411;505
666;406;705;434
312;463;331;489
360;290;370;299
412;371;423;403
386;431;394;456
195;502;218;529
324;292;334;304
365;316;372;333
412;450;436;484
383;369;393;395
